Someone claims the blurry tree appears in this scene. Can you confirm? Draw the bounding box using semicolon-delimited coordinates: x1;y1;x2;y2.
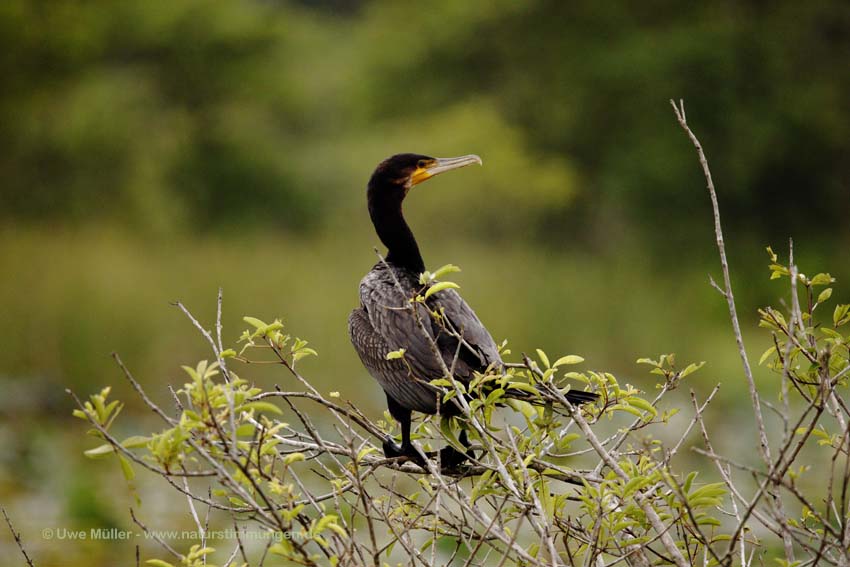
0;0;846;253
0;0;320;233
354;0;849;253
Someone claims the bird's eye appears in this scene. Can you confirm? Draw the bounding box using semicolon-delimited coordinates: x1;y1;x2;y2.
417;159;427;169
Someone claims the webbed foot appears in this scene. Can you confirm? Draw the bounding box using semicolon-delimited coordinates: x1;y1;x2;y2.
430;444;475;471
382;437;427;467
382;435;475;472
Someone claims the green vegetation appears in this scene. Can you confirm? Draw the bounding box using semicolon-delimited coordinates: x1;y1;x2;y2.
0;0;846;564
67;248;850;565
1;1;847;248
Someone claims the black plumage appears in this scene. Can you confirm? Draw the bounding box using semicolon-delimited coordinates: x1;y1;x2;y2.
348;153;598;467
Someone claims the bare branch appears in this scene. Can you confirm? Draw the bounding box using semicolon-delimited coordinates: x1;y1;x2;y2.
2;507;35;567
670;99;771;466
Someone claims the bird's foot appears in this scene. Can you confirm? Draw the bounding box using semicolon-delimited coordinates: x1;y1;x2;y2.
382;437;427;467
382;437;473;472
430;445;475;471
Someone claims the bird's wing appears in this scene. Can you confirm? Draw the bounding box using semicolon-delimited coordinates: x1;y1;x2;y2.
358;268;446;382
354;264;502;409
349;306;443;414
352;266;448;414
427;287;503;378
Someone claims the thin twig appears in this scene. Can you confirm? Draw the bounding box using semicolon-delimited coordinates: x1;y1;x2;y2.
670;98;772;466
131;508;183;560
2;507;35;567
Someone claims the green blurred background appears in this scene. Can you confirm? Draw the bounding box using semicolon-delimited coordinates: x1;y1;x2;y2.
1;0;847;563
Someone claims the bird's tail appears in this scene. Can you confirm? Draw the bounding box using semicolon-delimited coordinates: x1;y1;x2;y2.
441;375;601;413
495;383;600;407
561;389;600;405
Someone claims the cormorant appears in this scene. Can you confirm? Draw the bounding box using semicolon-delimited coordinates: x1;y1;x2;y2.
348;153;598;468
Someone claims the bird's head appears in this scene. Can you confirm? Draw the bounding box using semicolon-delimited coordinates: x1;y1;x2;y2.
366;153;482;272
369;153;483;196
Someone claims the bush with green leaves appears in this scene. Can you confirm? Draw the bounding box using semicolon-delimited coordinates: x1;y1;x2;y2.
23;105;840;567
70;303;712;566
66;242;850;567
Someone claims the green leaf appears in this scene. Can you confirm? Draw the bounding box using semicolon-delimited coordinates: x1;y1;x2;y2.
689;496;723;508
84;444;115;459
622;476;650;497
506;382;539;395
243;316;267;329
611;520;639;533
440;419;464;452
269;541;294;556
683;471;698;494
485;388;505;405
240;401;283;415
357;446;377;462
834;304;850;327
315;513;339;534
181;365;199;381
146;561;176;567
432;264;462;280
759;346;777;366
680;361;705;377
505;399;536;419
121;436;150;448
609;404;643;418
292;349;317;362
770;264;790;279
284;452;305;465
538;476;554;517
821;327;842;339
261;321;284;335
118;454;135;481
810;273;834;286
326;523;348;538
556;433;580;451
626;396;658;419
689;482;727;500
424;281;460;299
536;349;550;369
385;348;406;360
552;355;584;367
470;469;496;500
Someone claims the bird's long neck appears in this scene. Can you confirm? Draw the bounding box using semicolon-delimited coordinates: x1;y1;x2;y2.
368;183;425;274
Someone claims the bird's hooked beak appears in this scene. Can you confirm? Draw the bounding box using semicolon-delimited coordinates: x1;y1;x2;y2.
410;154;483;187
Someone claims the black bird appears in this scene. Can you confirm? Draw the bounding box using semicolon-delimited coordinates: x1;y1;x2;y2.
348;153;598;467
